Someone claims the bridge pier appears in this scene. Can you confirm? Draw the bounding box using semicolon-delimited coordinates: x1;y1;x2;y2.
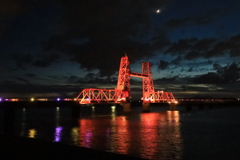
121;102;131;113
142;102;150;112
169;103;177;110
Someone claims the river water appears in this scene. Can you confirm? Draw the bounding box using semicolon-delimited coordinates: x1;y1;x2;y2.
0;104;240;160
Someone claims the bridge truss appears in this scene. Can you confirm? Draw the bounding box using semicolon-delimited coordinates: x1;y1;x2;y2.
76;55;177;104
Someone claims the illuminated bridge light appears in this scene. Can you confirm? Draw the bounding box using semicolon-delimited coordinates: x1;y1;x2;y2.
111;105;116;112
63;98;72;101
76;55;177;105
29;129;37;138
37;98;48;101
57;98;61;101
30;98;34;102
0;98;2;102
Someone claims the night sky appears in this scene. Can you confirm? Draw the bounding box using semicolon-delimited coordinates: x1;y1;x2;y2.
0;0;240;99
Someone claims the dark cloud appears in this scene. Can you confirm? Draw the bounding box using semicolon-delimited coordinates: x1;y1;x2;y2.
164;9;219;28
192;72;224;84
155;75;179;82
202;35;240;58
213;63;222;71
158;60;169;70
0;81;80;98
33;53;60;67
67;75;79;84
43;0;171;77
185;51;202;60
14;76;30;83
165;35;240;60
26;73;36;78
0;0;46;36
66;72;118;85
166;38;216;59
187;66;194;72
215;63;240;82
165;38;198;54
193;63;240;84
171;56;182;65
12;53;33;69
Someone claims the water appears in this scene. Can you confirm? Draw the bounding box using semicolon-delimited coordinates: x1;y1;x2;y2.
1;105;240;160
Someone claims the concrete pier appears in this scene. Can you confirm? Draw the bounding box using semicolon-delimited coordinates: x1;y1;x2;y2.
122;102;131;113
169;103;177;110
142;102;150;112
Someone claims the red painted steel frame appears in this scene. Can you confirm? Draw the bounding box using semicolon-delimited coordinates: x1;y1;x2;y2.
76;55;177;104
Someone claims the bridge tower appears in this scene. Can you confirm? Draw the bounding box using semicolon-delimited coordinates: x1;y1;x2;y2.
142;62;155;101
76;55;177;111
116;55;131;101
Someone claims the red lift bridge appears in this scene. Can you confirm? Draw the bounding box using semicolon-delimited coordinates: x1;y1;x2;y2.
76;55;177;104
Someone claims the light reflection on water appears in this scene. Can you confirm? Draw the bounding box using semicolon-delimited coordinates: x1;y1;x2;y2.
76;108;182;159
28;129;37;138
5;105;184;159
1;104;240;159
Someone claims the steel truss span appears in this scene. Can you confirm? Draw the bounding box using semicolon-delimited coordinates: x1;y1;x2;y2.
76;55;177;104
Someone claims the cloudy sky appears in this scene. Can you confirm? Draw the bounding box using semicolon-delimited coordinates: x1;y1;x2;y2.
0;0;239;99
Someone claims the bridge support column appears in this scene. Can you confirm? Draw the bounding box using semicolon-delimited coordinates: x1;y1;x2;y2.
122;102;131;113
142;102;150;112
170;103;177;110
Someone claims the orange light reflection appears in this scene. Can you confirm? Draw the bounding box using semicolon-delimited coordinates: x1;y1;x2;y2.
28;129;37;138
114;116;129;154
140;113;158;159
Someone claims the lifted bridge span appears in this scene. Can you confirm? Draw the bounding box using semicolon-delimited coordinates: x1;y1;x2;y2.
76;55;177;107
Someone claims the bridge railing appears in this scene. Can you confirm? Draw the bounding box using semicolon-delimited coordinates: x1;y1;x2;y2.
76;88;127;104
142;91;177;103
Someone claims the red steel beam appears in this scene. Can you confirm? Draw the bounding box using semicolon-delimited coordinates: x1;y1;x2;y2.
77;55;177;104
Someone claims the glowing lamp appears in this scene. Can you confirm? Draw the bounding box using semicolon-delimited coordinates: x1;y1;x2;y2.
57;98;60;101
